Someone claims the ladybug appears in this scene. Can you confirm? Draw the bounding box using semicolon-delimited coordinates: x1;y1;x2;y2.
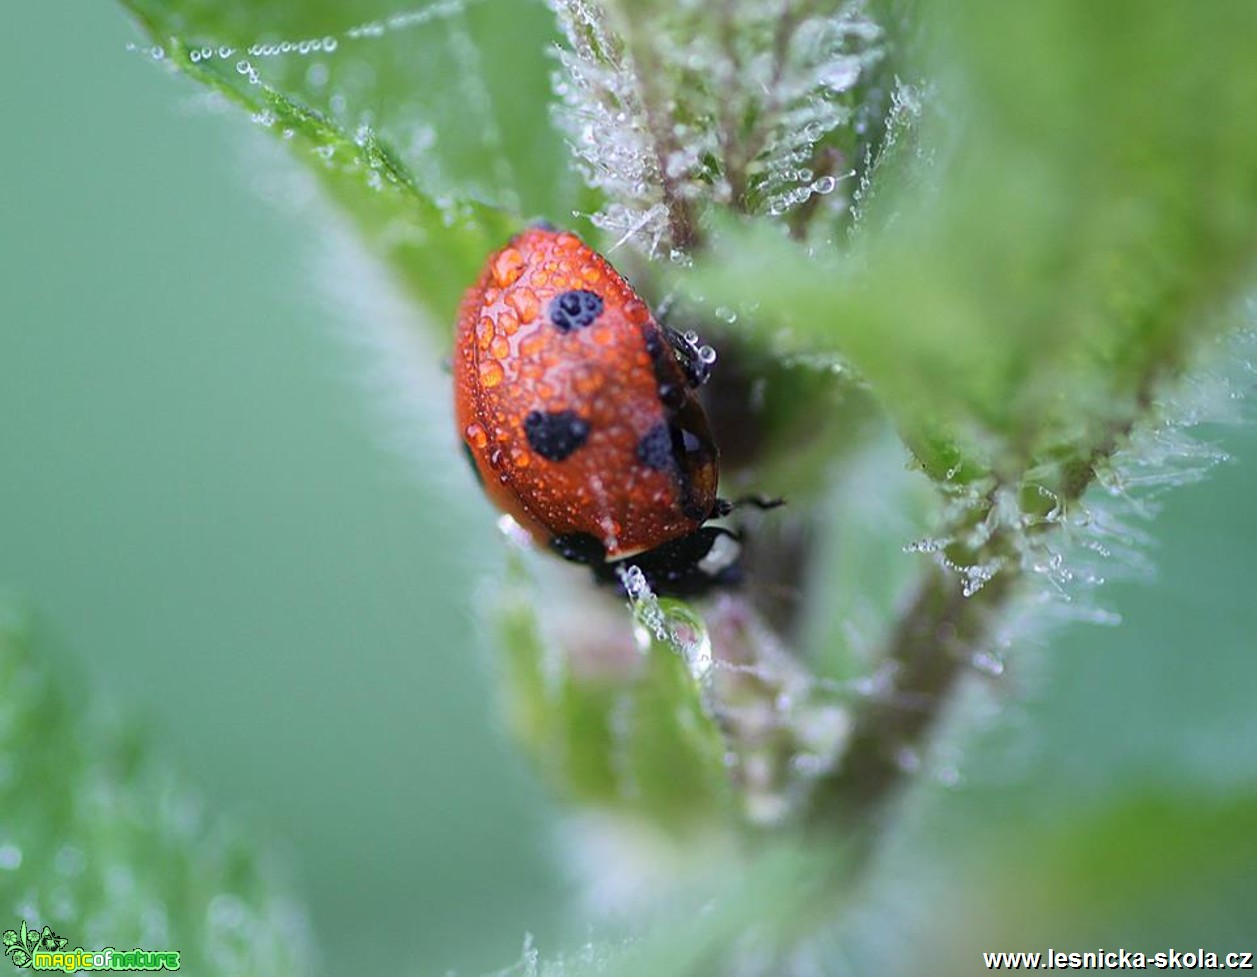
454;225;774;595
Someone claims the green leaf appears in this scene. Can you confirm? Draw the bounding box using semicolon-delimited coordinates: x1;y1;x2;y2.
116;0;589;336
800;431;937;682
935;792;1257;960
96;0;1257;970
0;610;314;976
623;597;736;826
494;567;736;835
696;0;1257;470
122;4;518;332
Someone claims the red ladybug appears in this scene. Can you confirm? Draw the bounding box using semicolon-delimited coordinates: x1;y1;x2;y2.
454;225;772;594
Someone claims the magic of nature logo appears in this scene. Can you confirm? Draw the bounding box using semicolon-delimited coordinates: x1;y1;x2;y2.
3;921;180;972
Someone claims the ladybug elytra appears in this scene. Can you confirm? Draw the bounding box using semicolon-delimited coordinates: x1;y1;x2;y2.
454;225;770;594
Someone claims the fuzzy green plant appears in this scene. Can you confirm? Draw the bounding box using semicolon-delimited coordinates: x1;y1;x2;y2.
0;609;314;974
109;0;1257;972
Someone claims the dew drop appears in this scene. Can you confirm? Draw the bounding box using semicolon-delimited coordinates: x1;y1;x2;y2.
492;248;525;288
505;287;539;324
464;423;488;449
620;565;648;600
497;310;520;337
478;361;505;388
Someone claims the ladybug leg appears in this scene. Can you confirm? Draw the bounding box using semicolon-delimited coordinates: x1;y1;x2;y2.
712;495;786;517
662;325;716;388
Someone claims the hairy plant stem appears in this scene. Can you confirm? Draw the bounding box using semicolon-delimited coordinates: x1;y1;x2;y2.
803;376;1164;847
616;23;699;253
807;559;1014;834
716;1;807;214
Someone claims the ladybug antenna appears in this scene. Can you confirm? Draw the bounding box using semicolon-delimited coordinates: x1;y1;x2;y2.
713;495;786;518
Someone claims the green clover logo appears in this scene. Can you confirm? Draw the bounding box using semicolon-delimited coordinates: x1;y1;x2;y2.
3;922;67;969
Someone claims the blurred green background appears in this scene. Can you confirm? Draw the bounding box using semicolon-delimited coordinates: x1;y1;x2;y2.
2;3;1255;974
1;4;563;974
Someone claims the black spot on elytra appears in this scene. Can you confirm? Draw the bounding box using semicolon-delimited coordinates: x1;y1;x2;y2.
549;289;604;332
525;409;591;462
636;423;674;471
